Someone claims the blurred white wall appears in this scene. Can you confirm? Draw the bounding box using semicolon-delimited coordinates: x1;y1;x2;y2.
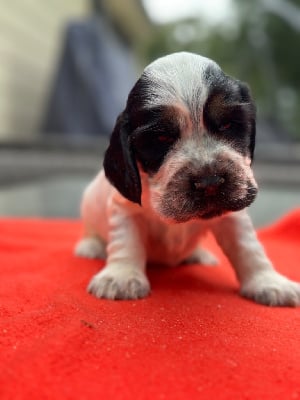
0;0;89;141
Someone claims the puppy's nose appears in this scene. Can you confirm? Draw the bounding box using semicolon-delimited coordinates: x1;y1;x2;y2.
193;175;225;190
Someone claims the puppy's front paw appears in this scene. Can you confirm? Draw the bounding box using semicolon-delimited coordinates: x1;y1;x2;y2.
241;270;300;307
87;266;150;300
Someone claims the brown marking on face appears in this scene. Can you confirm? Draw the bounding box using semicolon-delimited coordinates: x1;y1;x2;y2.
163;103;193;138
205;92;232;124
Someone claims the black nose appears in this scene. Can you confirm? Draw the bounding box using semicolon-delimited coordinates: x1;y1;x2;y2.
193;175;225;190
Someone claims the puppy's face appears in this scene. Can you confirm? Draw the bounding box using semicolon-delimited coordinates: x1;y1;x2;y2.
104;52;258;222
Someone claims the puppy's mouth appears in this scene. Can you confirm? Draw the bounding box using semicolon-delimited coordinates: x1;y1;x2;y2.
154;169;258;223
199;186;257;220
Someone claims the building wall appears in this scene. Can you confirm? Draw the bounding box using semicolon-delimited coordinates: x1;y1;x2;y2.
0;0;89;141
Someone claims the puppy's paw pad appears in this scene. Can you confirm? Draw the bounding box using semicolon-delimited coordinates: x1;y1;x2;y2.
87;268;150;300
183;247;219;266
241;271;300;307
75;237;106;259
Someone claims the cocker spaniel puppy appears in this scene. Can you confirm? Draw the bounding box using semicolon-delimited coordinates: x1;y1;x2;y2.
75;52;300;306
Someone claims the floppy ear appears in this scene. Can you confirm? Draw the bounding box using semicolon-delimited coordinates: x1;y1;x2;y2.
238;81;256;163
248;117;256;163
103;111;142;205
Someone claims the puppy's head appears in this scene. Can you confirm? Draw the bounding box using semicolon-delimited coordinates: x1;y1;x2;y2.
104;52;258;222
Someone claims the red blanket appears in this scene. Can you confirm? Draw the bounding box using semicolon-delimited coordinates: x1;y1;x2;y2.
1;211;300;400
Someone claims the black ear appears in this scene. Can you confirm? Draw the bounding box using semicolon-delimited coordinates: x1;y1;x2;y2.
238;81;256;162
248;117;256;163
103;111;142;204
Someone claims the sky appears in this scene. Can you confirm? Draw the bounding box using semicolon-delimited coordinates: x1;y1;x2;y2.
142;0;236;25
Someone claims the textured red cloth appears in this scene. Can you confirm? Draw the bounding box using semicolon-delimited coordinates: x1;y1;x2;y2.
1;211;300;400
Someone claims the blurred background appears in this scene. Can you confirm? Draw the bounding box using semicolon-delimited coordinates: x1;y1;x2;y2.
0;0;299;226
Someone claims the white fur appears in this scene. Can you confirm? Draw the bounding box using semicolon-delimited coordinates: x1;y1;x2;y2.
144;52;215;109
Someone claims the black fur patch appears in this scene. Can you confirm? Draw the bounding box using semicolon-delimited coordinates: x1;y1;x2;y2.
203;70;256;160
130;106;180;174
103;112;142;204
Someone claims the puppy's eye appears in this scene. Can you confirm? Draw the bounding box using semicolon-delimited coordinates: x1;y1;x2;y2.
158;135;175;144
219;123;231;132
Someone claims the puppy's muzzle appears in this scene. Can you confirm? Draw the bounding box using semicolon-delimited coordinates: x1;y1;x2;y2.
159;159;258;222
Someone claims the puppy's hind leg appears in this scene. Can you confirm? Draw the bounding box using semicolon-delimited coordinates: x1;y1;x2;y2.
182;246;219;266
75;235;106;259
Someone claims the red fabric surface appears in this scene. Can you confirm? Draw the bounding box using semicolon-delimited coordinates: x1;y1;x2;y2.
1;211;300;400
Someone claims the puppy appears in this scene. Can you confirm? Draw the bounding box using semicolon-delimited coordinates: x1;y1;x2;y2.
75;52;300;306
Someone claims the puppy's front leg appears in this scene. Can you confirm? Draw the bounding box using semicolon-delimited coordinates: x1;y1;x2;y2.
88;205;150;300
211;210;300;306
